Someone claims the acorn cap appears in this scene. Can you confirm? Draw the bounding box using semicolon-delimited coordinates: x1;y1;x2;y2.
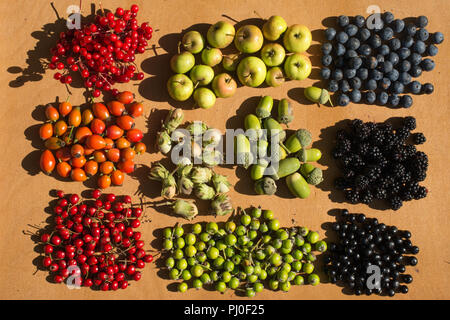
297;148;308;162
306;168;323;186
295;129;312;148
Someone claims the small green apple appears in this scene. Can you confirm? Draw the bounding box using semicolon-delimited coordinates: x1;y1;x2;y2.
207;21;236;48
222;53;240;72
265;67;285;87
182;31;205;54
189;65;215;86
212;73;237;98
260;43;286;67
262;15;288;41
284;53;312;80
170;51;195;74
236;56;267;87
283;24;312;53
201;47;223;67
167;74;194;101
234;25;264;53
193;87;216;109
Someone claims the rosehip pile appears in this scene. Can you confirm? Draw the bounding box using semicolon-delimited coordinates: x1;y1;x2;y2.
38;190;153;291
39;91;145;189
47;4;152;97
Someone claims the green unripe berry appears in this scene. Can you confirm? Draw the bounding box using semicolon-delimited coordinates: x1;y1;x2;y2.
280;281;291;292
165;257;175;269
307;231;320;244
229;277;240;289
251;207;262;218
163;227;172;238
192;223;202;234
169;268;180;280
215;281;227;293
315;240;327;252
174;226;184;238
263;209;274;220
185;233;196;246
178;282;188;292
206;222;219;235
254;282;264;293
225;221;236;233
294;275;304;285
308;273;320;286
181;269;192;281
163;239;173;250
241;214;252;226
173;249;184;260
268;219;280;231
269;279;279;290
302;262;314;274
192;279;203;289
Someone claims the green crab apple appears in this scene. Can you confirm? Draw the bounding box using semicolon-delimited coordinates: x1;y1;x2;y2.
260;43;286;67
181;31;205;54
189;65;215;86
234;25;264;53
170;51;195;74
284;53;312;80
265;67;285;87
222;53;241;72
207;21;236;48
236;56;267;87
167;74;194;101
201;47;223;67
262;15;287;41
283;24;312;53
212;73;237;98
193;87;216;109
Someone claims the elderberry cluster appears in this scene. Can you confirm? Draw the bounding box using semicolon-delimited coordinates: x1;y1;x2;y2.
333;117;428;210
321;13;444;107
324;209;418;296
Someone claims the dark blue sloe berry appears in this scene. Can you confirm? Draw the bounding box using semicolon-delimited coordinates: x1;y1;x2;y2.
332;69;344;81
328;80;339;92
397;47;411;59
336;31;349;44
408;81;421;94
389;38;401;51
321;55;332;66
412;40;426;54
391;81;405;94
376;54;385;64
406;23;417;36
365;79;377;91
370;69;383;81
380;27;394;41
409;65;422;78
344;68;356;79
386;69;399;82
388;94;400;107
340;80;351;92
378;44;390;56
354;15;365;28
325;28;337;41
349;90;362;103
409;53;422;65
335;56;345;68
416;16;428;28
320;67;331;80
350;77;362;90
400;95;413;108
338;93;350;106
369;34;382;48
358;28;371;42
421;83;434;94
380;61;393;73
388;52;399;65
346;37;360;50
402;35;414;48
345;24;358;37
399;72;412;85
432;32;444;44
379;78;391;90
321;43;332;55
345;50;358;59
377;91;389;105
426;44;438;56
392;19;405;33
399;60;411;72
365;91;376;104
338;15;350;27
383;12;395;24
365;56;378;69
357;68;368;80
421;58;435;71
349;57;362;70
415;28;429;41
358;44;372;56
335;43;346;56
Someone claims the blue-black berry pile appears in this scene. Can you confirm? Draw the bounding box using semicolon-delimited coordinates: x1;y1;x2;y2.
333;117;428;210
324;209;418;296
321;13;444;107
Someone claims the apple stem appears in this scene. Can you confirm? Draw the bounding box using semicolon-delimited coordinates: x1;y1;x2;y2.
177;41;182;55
221;14;239;24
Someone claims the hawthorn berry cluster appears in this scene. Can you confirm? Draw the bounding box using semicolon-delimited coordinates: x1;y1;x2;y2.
39;190;153;291
48;4;153;97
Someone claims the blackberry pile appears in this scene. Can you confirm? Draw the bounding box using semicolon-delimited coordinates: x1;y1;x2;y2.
333;117;428;210
324;209;418;296
321;13;444;107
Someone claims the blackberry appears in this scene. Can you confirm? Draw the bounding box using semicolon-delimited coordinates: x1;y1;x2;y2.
403;116;416;131
412;171;427;182
412;133;426;145
356;143;370;156
402;145;417;159
355;175;370;190
345;190;360;204
395;127;410;142
389;197;403;210
365;165;382;181
392;163;406;178
360;190;374;204
374;187;388;200
413;186;428;199
370;129;385;146
400;187;414;201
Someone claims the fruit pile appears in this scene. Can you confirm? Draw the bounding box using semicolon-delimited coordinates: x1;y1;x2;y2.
333;118;428;210
161;207;326;297
167;17;313;108
47;4;153;98
324;209;418;296
37;190;153;290
39;91;145;189
234;96;323;198
321;13;444;107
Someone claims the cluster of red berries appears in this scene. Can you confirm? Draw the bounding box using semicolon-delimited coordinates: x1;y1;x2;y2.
39;189;153;291
48;4;152;97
